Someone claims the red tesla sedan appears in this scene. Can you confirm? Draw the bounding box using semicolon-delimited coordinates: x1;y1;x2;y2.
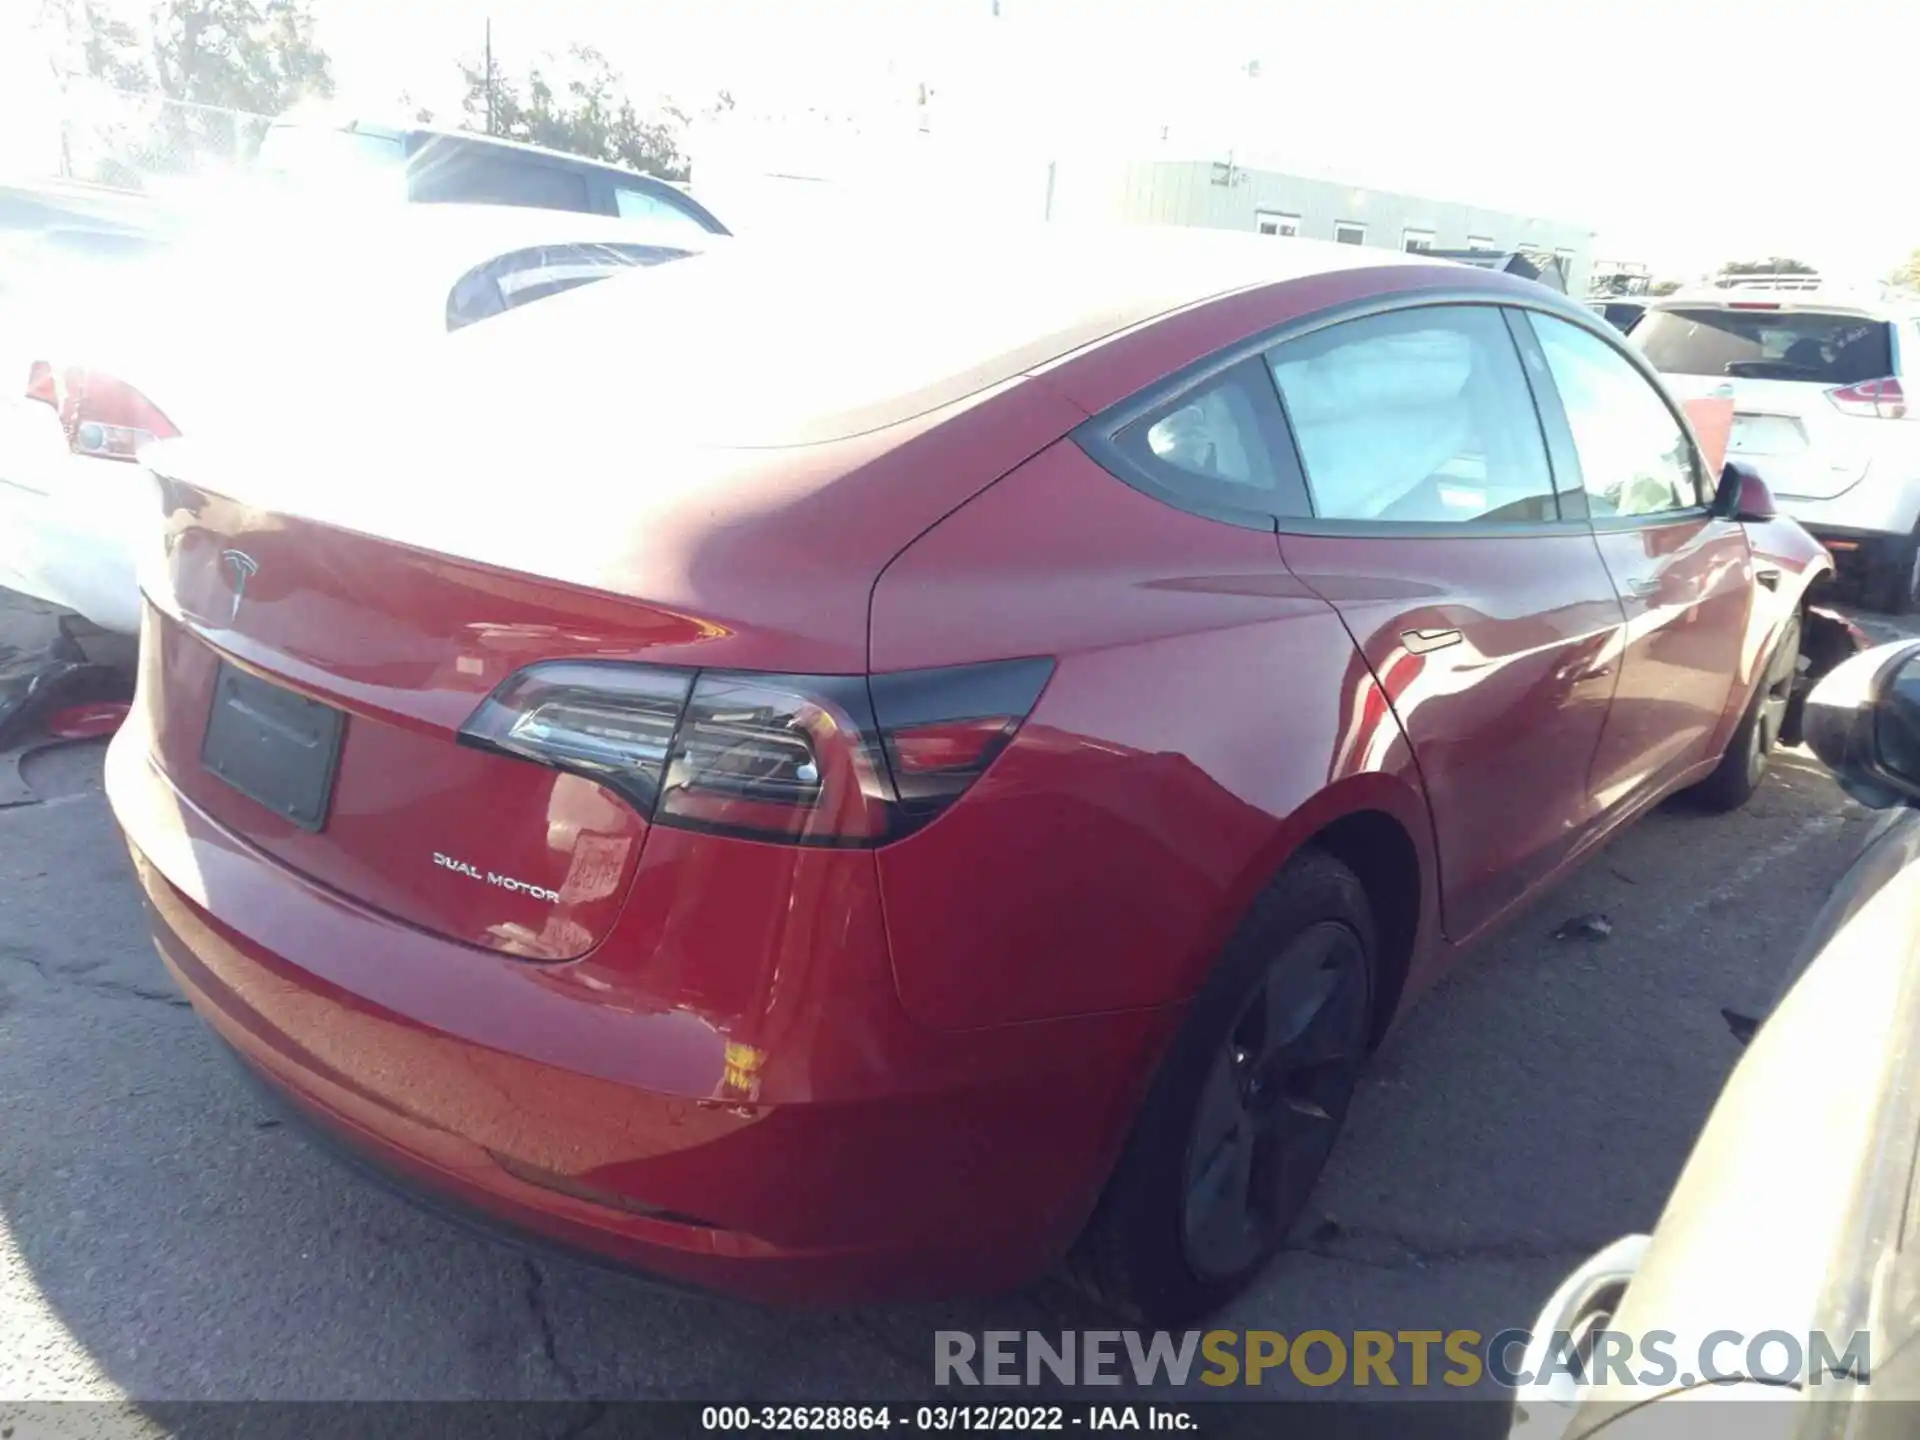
108;226;1835;1323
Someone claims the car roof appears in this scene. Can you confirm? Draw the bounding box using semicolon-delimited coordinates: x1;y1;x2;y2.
38;205;722;373
314;203;721;265
158;201;718;282
1649;277;1913;321
270;115;680;186
450;223;1451;447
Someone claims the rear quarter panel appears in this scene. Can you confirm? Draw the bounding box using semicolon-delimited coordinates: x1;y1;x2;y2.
868;440;1438;1032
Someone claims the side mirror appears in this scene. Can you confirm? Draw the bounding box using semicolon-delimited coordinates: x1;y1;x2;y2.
1712;460;1778;521
1803;641;1920;807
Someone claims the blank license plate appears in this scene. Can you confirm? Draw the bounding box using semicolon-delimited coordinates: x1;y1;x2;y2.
201;662;345;831
1728;413;1807;456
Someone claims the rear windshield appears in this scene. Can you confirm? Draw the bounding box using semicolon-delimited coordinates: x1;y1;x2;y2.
1636;308;1892;384
438;226;1293;446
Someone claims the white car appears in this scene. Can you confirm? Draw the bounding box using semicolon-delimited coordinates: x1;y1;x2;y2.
1633;277;1920;611
0;203;721;634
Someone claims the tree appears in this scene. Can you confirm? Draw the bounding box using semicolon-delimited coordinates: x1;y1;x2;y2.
147;0;333;113
395;89;436;126
457;44;723;181
32;0;148;174
43;0;332;109
1649;279;1681;296
34;0;151;92
1717;257;1817;276
39;0;334;183
1890;248;1920;292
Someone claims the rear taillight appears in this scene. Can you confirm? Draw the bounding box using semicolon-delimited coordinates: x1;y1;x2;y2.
23;361;179;460
462;662;692;812
460;657;1054;846
1828;377;1908;420
869;658;1057;817
24;360;57;407
661;671;896;844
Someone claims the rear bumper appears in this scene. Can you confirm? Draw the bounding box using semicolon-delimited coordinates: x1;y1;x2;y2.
210;1025;723;1298
0;432;148;633
108;713;1174;1305
1775;472;1920;541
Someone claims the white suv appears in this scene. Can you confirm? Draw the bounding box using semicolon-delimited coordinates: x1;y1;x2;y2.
1634;278;1920;611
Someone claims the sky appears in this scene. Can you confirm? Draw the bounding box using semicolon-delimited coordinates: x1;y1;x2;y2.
11;0;1920;278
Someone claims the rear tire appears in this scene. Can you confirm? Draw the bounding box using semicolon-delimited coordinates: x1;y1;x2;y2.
1066;850;1376;1324
1690;608;1801;813
1864;534;1920;616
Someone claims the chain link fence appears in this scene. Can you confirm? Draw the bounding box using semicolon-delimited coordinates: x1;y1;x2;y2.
47;82;273;192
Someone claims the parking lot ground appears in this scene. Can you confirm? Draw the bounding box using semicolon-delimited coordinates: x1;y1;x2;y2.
0;599;1912;1412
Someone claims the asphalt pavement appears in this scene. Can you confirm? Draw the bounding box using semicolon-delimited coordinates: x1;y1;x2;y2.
1;597;1914;1412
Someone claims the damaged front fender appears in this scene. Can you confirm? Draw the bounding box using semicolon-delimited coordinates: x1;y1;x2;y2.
1782;605;1874;748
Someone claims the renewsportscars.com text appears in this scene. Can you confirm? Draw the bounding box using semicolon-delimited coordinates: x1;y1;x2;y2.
934;1328;1871;1389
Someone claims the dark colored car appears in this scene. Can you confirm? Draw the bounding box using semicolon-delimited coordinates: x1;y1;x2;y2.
109;230;1845;1322
1587;298;1649;334
1425;247;1569;294
250;117;731;235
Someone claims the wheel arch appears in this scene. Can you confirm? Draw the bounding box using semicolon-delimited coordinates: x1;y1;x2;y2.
1203;771;1440;1047
1311;809;1425;1045
1785;600;1870;748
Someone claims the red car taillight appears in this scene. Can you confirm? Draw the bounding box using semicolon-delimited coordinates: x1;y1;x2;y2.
24;360;57;407
459;657;1054;846
1828;376;1908;420
24;360;180;460
663;671;897;844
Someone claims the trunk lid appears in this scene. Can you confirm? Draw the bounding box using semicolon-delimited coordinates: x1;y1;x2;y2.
11;223;442;452
138;484;712;960
131;292;1086;958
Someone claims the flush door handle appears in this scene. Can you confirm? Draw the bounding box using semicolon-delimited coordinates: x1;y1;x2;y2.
1402;628;1463;655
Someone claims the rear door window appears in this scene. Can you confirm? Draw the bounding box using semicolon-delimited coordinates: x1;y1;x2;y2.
1636;307;1893;384
1265;305;1558;524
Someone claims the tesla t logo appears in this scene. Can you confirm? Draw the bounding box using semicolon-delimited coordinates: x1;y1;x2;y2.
220;549;259;625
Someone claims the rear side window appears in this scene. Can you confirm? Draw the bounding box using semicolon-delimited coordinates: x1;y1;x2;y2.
613;185;708;231
1098;359;1306;524
410;146;594;212
1265;305;1557;524
1636;308;1893;384
1139;379;1274;489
